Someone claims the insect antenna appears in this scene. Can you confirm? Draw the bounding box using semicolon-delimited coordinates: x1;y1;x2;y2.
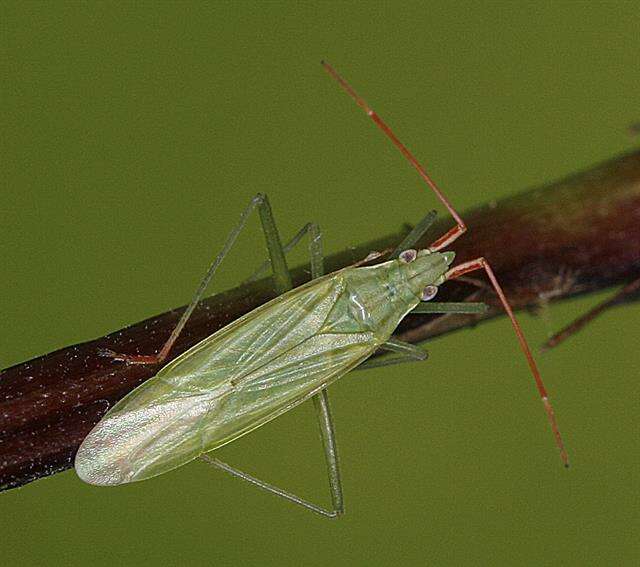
321;61;466;251
323;61;569;468
446;257;570;468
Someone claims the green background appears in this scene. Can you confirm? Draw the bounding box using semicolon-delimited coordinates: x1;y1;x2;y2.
2;2;639;566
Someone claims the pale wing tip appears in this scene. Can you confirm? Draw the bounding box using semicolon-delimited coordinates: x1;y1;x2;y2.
74;438;133;487
74;456;128;486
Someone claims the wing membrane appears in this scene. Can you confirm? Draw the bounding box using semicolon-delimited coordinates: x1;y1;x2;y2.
75;271;376;485
198;331;374;454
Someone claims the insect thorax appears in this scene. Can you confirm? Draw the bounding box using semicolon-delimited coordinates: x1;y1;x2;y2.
319;255;448;341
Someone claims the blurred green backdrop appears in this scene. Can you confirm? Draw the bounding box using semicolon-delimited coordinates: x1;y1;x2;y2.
2;2;638;566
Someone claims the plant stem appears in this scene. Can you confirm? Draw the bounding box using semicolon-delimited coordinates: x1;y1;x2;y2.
1;149;639;492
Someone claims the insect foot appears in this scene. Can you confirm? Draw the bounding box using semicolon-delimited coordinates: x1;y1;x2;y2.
97;348;162;366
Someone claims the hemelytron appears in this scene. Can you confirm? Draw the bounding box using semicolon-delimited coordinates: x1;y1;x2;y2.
75;62;568;518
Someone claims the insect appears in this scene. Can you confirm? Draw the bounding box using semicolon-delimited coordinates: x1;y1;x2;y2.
75;62;569;517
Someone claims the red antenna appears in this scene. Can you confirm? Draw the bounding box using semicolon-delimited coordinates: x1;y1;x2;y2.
321;61;466;251
322;61;569;467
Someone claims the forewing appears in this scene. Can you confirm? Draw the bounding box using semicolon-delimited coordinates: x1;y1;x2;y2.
74;379;218;486
75;272;367;485
156;271;346;389
198;331;375;453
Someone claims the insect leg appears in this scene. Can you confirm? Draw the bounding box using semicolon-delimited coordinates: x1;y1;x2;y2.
446;257;570;467
244;223;316;283
321;62;467;252
356;338;428;370
101;193;291;365
411;301;488;315
201;224;344;518
306;225;345;517
541;276;640;352
311;389;344;516
200;454;341;518
269;219;346;516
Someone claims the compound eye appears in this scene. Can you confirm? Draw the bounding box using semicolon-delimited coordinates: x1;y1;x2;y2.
421;285;438;301
399;249;417;263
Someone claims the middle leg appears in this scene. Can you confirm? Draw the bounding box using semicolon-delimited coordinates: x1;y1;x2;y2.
202;216;345;517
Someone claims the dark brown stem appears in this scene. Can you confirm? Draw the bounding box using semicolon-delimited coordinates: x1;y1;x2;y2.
1;150;639;492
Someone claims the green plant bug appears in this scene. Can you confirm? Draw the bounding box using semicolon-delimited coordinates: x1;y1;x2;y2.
74;63;568;517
